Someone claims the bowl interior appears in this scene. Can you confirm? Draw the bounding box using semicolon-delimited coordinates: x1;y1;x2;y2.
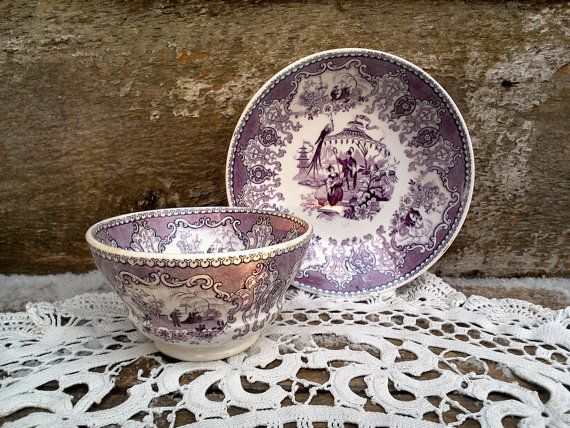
91;209;308;255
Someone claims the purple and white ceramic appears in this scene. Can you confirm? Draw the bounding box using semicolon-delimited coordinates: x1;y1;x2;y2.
226;48;474;297
86;207;312;361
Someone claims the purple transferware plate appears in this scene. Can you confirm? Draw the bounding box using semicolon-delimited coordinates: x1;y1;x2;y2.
226;48;474;297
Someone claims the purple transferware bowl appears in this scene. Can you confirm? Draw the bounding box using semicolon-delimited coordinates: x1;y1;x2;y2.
86;207;312;361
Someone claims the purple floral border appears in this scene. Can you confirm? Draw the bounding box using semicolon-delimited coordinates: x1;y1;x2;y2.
226;49;474;296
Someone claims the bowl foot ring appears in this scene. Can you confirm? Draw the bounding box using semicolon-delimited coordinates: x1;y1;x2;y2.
154;333;261;361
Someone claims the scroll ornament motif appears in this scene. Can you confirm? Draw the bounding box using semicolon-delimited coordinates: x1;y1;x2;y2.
112;260;288;343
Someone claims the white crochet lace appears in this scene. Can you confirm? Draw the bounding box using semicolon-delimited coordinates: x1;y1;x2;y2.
1;273;569;427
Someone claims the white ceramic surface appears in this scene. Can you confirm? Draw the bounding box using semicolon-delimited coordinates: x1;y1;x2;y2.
86;207;312;361
227;49;474;297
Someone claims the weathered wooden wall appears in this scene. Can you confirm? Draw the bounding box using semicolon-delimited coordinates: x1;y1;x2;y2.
1;1;568;276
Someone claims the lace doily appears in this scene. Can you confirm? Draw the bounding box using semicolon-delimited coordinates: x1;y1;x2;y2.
1;273;569;427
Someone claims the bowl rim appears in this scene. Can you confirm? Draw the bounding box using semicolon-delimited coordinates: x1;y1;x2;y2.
85;206;313;261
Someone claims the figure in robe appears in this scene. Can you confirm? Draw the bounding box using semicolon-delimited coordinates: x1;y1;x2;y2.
336;148;357;190
399;208;424;236
325;165;344;206
330;86;340;101
307;120;334;176
183;311;202;324
170;309;182;327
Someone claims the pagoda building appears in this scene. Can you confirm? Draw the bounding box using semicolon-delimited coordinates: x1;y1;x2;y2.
324;119;377;147
294;142;311;179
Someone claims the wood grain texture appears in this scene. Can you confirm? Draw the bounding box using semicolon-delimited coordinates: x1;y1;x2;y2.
0;1;568;275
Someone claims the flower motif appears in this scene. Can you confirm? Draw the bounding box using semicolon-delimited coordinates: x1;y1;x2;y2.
414;127;439;147
367;199;380;214
260;127;279;146
176;232;202;254
130;222;163;253
349;245;376;273
355;206;368;219
249;165;273;184
392;95;416;117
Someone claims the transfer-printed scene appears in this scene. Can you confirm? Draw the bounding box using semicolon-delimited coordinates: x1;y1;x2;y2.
117;272;229;342
91;208;309;343
112;257;296;344
295;117;399;222
131;216;246;254
96;211;303;255
230;52;471;293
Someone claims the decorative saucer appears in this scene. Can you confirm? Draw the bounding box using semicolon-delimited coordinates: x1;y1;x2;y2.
226;48;474;296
